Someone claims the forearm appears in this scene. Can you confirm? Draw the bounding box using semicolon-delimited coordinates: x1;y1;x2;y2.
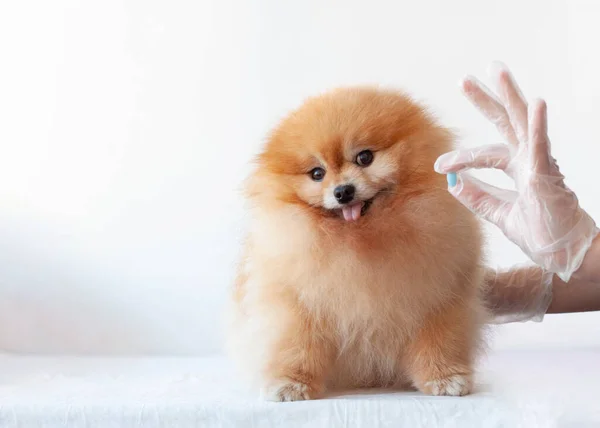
485;254;600;322
570;234;600;284
546;234;600;314
547;275;600;314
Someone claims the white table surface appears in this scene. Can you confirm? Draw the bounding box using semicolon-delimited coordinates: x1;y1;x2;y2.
0;349;598;428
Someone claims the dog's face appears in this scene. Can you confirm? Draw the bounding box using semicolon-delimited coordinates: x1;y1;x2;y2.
253;87;450;223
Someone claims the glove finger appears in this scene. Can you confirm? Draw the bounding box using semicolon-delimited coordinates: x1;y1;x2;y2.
461;75;519;147
527;99;552;175
489;62;529;145
434;144;511;174
449;173;514;226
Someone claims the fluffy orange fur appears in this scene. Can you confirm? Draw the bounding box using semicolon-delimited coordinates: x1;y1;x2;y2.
227;87;485;401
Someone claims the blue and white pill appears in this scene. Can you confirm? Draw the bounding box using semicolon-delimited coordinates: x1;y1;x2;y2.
447;173;457;188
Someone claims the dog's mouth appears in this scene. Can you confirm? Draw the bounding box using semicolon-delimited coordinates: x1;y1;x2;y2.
336;196;375;222
319;189;390;222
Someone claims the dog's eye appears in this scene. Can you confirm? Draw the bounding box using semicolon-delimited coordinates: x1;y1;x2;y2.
309;167;326;182
356;150;374;166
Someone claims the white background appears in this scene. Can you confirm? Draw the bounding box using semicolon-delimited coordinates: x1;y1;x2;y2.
0;0;598;355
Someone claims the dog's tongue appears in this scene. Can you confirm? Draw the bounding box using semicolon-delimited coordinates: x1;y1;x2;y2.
341;202;364;222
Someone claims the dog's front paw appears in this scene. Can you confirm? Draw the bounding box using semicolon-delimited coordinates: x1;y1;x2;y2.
422;374;472;396
261;379;317;402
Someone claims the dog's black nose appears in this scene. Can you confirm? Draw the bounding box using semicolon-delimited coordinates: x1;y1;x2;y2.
334;184;355;204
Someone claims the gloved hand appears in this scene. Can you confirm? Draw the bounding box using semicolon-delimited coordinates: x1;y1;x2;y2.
484;265;554;323
435;62;598;283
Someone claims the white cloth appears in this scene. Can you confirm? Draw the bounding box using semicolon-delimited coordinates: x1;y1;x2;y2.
0;350;598;427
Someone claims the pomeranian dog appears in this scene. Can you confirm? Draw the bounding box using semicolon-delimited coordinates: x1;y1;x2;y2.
227;87;484;401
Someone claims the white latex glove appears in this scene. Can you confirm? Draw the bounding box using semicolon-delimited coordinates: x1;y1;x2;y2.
484;265;554;323
435;63;598;283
